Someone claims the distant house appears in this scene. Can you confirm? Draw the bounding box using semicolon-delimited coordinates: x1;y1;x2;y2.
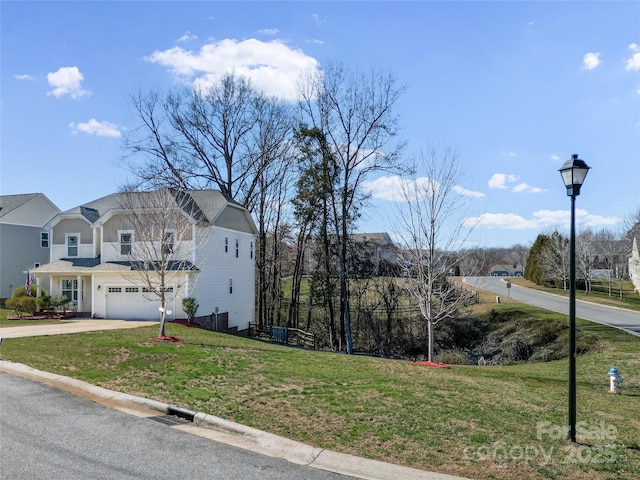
31;189;257;327
348;232;400;276
630;236;640;294
0;193;60;299
490;264;523;277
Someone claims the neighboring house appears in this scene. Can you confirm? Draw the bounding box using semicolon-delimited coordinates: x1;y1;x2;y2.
0;193;60;299
630;236;640;294
31;189;257;327
490;264;523;276
348;232;400;276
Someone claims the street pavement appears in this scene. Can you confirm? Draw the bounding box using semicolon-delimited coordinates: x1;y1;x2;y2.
0;320;468;480
463;276;640;336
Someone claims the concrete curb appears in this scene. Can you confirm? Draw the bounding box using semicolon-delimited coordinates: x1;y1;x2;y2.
0;360;468;480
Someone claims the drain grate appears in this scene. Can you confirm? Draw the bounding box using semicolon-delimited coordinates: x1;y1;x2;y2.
147;415;191;426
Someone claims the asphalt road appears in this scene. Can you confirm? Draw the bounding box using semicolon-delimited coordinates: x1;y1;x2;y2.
0;372;355;480
463;276;640;336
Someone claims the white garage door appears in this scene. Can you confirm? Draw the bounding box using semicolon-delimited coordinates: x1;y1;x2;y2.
105;286;173;320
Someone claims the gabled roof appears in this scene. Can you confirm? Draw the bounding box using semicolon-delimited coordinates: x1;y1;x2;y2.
0;193;41;218
0;193;59;221
53;188;246;229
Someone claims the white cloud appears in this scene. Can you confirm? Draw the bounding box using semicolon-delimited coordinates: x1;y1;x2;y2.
512;182;545;194
488;173;519;189
46;66;91;99
361;176;407;202
533;209;621;230
453;185;485;198
362;176;484;202
14;73;33;81
463;213;537;230
145;38;319;101
464;209;621;231
259;28;279;35
626;45;640;71
69;119;121;138
550;153;562;163
312;14;328;25
177;31;197;43
488;173;543;193
500;149;517;158
582;52;601;70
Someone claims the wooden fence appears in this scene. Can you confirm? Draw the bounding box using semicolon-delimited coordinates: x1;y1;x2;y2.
249;323;316;349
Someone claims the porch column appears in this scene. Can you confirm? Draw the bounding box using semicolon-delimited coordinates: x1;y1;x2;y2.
77;274;83;312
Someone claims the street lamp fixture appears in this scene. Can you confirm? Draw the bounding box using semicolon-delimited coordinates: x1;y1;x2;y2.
559;153;591;443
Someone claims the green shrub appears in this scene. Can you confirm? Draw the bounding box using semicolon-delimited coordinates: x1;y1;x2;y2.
182;297;199;323
5;285;48;316
50;295;71;312
6;295;38;315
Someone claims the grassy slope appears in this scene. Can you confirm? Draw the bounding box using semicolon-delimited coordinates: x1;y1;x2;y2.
1;302;639;480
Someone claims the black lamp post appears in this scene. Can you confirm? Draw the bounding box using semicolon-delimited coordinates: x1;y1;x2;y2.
559;153;591;443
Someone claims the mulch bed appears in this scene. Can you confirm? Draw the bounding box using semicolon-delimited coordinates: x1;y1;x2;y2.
170;319;203;329
410;361;452;369
154;336;183;343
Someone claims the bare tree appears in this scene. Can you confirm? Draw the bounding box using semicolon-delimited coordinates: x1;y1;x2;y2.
575;228;595;293
123;75;284;209
250;98;296;327
393;148;479;362
591;228;631;299
116;188;203;337
539;230;570;289
123;77;296;333
298;62;406;353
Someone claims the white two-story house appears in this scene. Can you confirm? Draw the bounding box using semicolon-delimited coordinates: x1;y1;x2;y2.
31;189;257;328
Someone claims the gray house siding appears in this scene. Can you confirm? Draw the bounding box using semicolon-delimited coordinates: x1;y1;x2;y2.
0;223;50;298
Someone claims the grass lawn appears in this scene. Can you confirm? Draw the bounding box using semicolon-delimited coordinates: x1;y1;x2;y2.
0;308;65;327
1;303;639;480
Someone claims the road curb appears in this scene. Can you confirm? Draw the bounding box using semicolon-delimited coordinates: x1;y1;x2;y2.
0;360;469;480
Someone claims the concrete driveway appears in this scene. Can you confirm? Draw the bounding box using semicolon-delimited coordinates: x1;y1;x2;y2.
0;320;159;339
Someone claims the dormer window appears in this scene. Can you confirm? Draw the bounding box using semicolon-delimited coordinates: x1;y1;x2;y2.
120;232;132;255
66;234;79;257
163;230;175;255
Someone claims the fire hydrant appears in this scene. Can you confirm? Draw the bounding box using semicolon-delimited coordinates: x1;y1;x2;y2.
608;367;623;395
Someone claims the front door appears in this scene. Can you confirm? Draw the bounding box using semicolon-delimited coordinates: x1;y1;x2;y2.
61;279;79;311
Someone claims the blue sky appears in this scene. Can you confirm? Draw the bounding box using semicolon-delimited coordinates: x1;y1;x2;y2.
1;1;639;248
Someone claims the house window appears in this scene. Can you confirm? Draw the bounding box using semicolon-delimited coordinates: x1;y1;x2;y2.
163;230;175;255
250;242;253;259
120;232;132;255
41;232;49;248
235;239;239;258
229;279;233;294
62;279;78;302
66;235;79;257
225;237;228;253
